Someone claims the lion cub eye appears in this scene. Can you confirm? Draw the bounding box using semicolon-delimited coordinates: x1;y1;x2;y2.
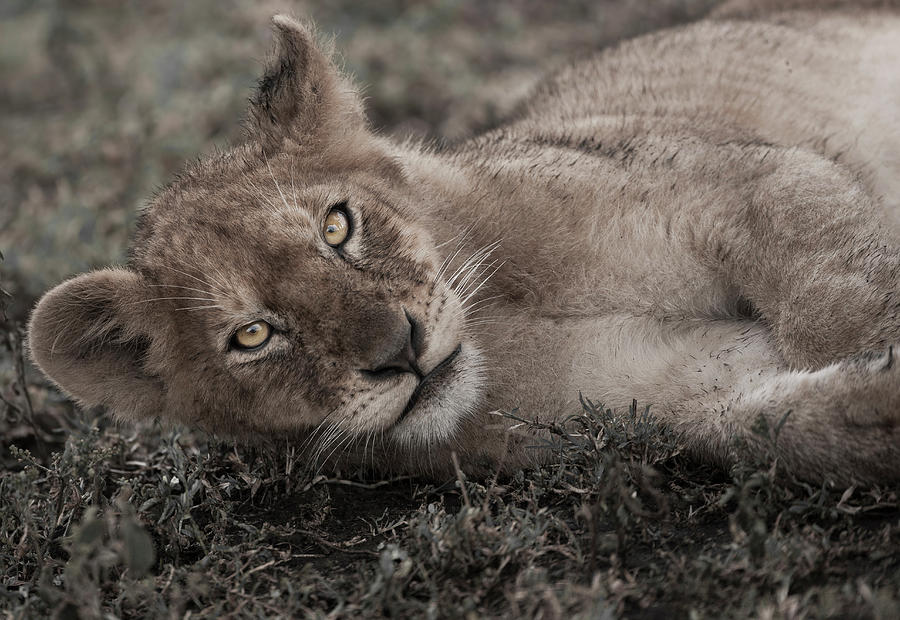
231;321;272;350
323;208;350;247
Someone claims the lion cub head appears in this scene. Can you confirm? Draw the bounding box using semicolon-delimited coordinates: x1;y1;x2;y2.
28;16;487;452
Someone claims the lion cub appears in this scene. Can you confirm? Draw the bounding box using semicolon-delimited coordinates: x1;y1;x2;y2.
28;1;900;485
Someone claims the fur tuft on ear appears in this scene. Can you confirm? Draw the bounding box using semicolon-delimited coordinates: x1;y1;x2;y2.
249;14;366;148
27;268;164;421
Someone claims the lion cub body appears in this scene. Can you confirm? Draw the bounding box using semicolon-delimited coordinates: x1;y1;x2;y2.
29;3;900;484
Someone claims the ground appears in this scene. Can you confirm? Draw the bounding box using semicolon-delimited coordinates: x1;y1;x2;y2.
2;1;900;618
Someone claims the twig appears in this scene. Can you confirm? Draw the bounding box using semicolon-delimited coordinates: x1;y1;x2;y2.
11;328;37;425
321;476;414;489
295;529;378;557
450;451;471;508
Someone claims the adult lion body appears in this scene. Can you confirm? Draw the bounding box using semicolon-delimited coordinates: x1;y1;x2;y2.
28;2;900;485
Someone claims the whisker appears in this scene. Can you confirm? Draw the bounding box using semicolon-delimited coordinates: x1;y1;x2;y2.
242;173;281;214
202;265;233;295
433;225;477;285
455;258;499;299
463;312;501;325
290;155;299;210
447;239;501;291
148;284;217;296
159;265;230;298
452;260;491;296
298;427;323;457
130;296;218;305
362;430;373;471
312;427;346;475
460;260;506;307
434;223;475;261
463;319;501;329
446;247;484;289
266;155;293;213
464;294;504;314
299;407;340;457
319;431;355;474
434;231;462;250
174;305;226;312
309;423;342;469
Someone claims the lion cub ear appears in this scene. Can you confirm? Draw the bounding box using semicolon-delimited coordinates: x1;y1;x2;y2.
27;268;164;421
249;15;366;148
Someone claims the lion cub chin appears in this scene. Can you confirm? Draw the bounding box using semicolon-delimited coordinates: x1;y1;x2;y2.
28;6;900;486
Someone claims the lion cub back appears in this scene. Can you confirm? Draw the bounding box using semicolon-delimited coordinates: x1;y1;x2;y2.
512;6;900;221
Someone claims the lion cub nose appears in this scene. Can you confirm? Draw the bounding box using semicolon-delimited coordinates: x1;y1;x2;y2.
365;311;424;379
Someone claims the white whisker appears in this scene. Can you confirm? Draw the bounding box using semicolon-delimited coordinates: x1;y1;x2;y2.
464;294;504;314
242;173;280;214
447;239;501;291
319;431;354;474
266;155;293;213
130;296;218;305
312;427;349;475
309;423;342;469
455;258;499;299
159;265;230;298
148;284;217;296
289;155;299;210
460;260;506;307
174;305;225;312
433;225;477;285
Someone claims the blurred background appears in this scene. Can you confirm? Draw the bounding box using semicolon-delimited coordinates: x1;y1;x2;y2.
0;0;718;455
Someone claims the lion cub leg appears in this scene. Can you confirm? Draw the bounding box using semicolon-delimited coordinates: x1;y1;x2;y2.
721;347;900;486
717;150;900;369
559;316;900;485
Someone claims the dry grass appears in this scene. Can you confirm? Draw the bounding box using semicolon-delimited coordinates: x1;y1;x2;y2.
3;1;900;618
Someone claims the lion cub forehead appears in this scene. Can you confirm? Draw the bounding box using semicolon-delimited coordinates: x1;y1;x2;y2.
134;161;354;253
131;173;358;296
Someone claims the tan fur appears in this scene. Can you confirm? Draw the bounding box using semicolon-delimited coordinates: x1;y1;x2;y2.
28;5;900;485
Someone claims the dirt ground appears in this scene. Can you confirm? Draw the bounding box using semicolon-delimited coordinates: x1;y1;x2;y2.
3;1;900;618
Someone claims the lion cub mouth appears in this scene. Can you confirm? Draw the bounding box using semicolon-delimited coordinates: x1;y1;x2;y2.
396;344;462;423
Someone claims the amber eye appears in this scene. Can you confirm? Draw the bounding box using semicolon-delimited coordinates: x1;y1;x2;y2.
323;208;350;247
232;321;272;350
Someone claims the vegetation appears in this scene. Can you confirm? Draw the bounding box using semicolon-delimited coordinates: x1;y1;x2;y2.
3;1;899;617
